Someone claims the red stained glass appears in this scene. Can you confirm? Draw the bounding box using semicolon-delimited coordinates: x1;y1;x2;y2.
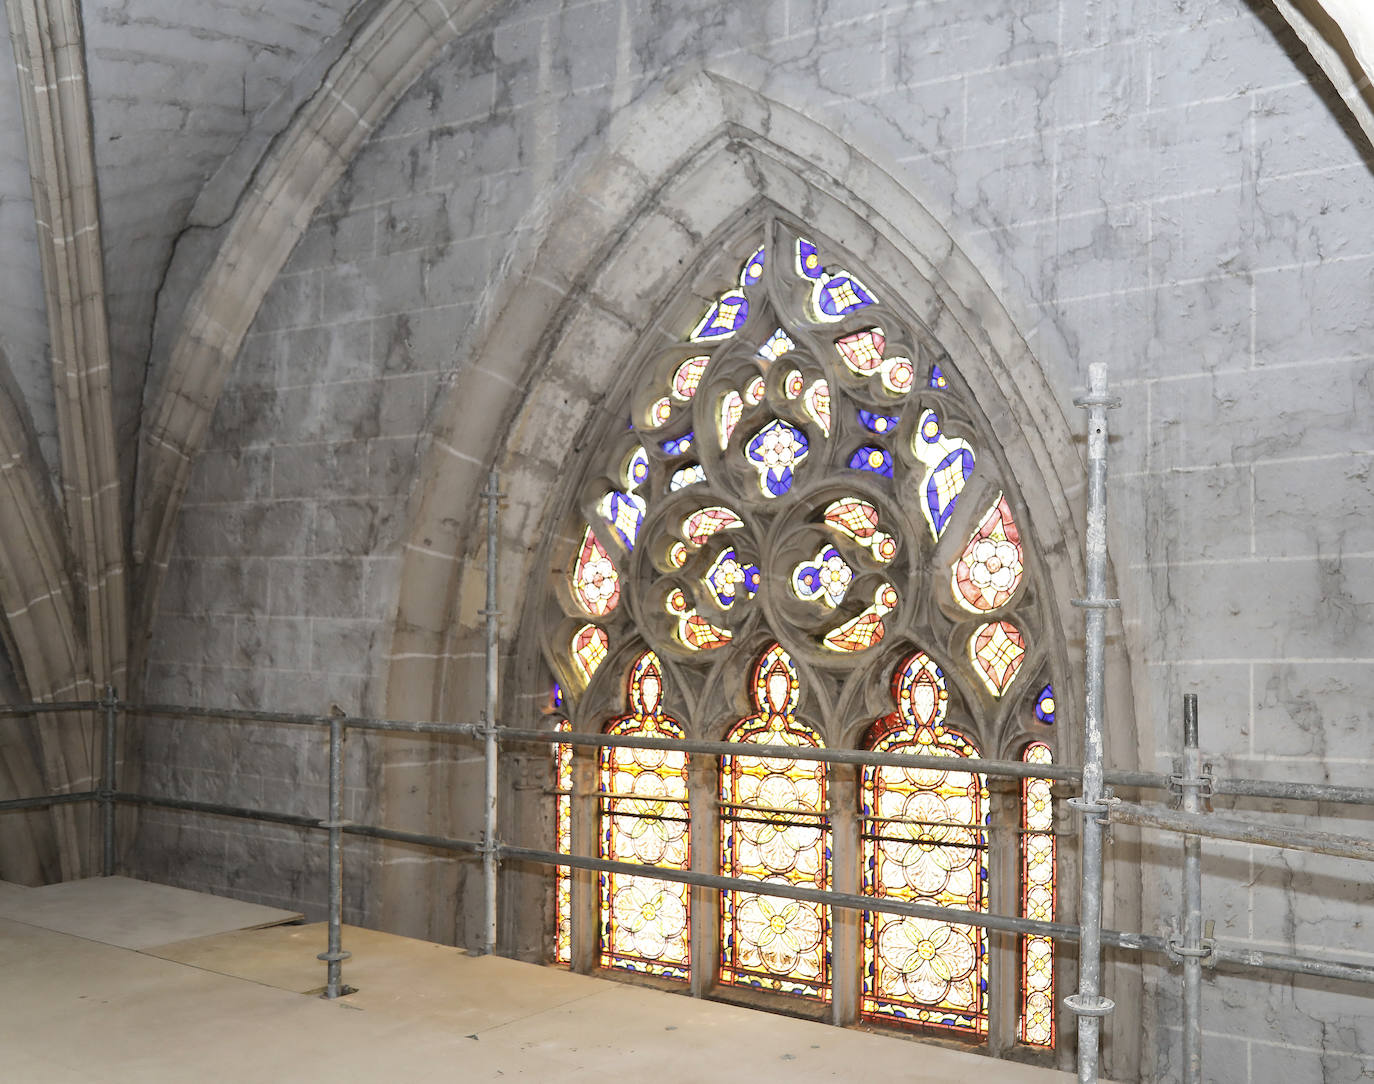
719;390;744;449
952;495;1024;613
836;327;886;373
823;497;896;562
861;653;988;1034
672;355;710;400
600;652;691;980
682;506;743;545
665;588;732;651
721;645;831;999
804;379;831;436
970;620;1026;697
571;525;620;616
822;583;897;653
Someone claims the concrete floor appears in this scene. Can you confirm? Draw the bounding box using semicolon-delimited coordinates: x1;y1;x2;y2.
0;878;1085;1082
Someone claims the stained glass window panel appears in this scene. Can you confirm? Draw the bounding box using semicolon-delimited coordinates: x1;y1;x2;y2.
721;645;831;999
783;368;804;399
758;328;796;361
600;652;691;980
661;431;694;456
792;544;853;608
665;588;732;650
682;506;743;545
803;380;832;436
571;623;609;683
848;445;895;479
952;495;1024;612
691;291;749;342
744;375;766;405
1035;683;1056;725
719;390;744;449
970;620;1026;696
600;490;646;551
836;327;886;374
857;409;900;434
572;525;620;616
823;497;897;562
746;419;809;497
1020;741;1056;1048
929;364;949;390
882;357;915;395
862;655;988;1034
822;583;897;653
912;410;975;539
672;356;710;400
554;718;573;966
705;547;760;608
669;464;707;491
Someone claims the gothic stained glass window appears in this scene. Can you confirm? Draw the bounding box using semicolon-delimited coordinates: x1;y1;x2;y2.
600;652;692;979
1020;739;1056;1048
554;718;573;966
721;644;831;999
546;221;1058;1051
861;653;989;1034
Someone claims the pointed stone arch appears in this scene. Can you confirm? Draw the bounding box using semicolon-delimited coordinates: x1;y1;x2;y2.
381;69;1140;1073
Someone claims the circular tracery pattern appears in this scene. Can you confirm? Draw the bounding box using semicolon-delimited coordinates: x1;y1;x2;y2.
546;219;1057;1048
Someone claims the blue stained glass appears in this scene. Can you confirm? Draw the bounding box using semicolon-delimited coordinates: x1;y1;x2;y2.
857;409;900;435
929;364;949;389
741;246;766;286
552;683;564;709
745;419;809;498
670;464;707;490
849;445;894;479
1035;683;1056;725
818;274;876;318
796;238;824;280
692;291;749;341
605;491;646;550
706;547;760;608
627;446;650;486
926;447;976;534
792;544;852;608
661;431;695;456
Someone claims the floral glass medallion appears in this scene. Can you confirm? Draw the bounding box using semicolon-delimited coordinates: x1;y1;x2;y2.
952;495;1024;612
572;525;620;616
746;419;810;497
791;544;854;608
705;547;761;608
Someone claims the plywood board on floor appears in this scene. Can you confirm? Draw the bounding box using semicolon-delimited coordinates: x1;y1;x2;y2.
0;876;301;949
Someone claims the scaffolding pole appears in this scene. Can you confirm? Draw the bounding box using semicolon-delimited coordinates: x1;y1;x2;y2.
101;685;118;876
317;715;351;998
1066;363;1120;1083
1176;694;1208;1084
481;470;502;956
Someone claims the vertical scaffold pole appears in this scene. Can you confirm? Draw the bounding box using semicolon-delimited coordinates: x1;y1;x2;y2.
101;684;118;876
481;469;502;956
318;715;350;998
1066;363;1121;1083
1178;693;1207;1084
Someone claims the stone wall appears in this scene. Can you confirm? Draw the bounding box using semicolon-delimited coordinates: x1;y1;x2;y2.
136;1;1374;1080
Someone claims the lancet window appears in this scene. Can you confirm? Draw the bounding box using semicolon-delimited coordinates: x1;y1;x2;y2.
542;218;1061;1057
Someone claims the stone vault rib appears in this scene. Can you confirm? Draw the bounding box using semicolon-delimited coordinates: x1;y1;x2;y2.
6;0;127;876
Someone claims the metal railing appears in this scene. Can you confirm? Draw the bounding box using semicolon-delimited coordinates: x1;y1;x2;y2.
1;377;1372;1081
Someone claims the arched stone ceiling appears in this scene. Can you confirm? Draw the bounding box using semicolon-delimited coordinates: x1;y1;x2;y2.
82;0;366;505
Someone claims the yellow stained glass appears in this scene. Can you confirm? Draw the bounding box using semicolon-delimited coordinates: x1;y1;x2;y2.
721;644;830;999
600;652;691;980
822;583;897;653
970;620;1026;697
1020;740;1056;1048
861;653;988;1033
554;718;573;966
571;624;609;683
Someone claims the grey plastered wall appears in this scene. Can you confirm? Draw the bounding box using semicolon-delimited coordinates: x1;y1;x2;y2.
136;1;1374;1080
